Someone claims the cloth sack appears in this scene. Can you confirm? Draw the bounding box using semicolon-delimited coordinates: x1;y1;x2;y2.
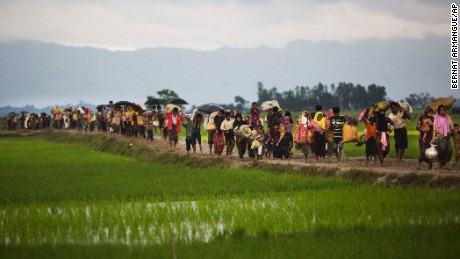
294;124;308;144
342;123;359;143
325;129;334;142
374;102;389;112
427;98;456;112
251;139;261;149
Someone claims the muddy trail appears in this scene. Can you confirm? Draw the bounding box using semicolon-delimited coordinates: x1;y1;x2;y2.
3;130;460;189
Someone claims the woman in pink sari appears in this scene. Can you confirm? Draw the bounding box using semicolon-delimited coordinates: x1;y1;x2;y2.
433;104;454;169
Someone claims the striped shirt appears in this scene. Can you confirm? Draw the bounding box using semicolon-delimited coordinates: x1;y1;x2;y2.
330;115;346;139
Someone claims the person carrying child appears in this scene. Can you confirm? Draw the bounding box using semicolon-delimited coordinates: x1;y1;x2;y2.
416;106;435;170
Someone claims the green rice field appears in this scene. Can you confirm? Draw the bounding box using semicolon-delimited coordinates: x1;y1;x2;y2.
1;136;460;258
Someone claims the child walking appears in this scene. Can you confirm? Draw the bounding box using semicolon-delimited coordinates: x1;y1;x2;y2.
184;118;196;154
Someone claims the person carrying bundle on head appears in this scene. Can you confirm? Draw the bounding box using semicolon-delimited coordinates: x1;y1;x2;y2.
433;104;454;170
374;105;393;166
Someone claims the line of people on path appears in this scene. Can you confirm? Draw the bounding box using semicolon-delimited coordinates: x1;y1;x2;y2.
3;100;458;170
416;105;457;170
5;112;52;130
147;101;459;170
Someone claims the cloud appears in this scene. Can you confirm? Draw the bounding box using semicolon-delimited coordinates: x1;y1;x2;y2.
0;0;449;50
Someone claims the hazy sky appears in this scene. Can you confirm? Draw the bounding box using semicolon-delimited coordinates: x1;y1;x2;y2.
0;0;449;51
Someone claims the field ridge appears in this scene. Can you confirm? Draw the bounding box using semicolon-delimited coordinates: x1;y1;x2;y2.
2;130;460;189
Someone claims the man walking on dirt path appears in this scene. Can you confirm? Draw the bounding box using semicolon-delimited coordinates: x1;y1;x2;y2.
329;107;346;161
389;102;410;162
165;107;184;149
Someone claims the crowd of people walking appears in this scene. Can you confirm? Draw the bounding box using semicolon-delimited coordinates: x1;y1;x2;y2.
2;99;458;170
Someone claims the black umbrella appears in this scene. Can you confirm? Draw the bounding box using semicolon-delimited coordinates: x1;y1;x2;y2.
114;101;134;107
198;104;224;114
145;98;163;106
168;98;188;105
96;104;107;111
129;104;145;113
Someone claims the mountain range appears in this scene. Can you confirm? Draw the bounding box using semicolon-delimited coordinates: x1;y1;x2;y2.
0;35;455;110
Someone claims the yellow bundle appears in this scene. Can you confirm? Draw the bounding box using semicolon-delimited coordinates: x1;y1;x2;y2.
251;139;261;149
51;107;65;115
427;98;456;112
325;129;334;142
374;102;389;112
125;106;135;117
342;123;359;143
137;115;144;125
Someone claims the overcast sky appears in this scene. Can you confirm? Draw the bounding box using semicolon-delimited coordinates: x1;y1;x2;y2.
0;0;450;51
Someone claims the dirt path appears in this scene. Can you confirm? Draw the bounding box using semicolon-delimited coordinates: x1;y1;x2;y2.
120;131;460;178
3;130;460;187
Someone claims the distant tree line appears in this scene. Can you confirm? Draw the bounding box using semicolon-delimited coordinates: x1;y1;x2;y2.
255;82;388;111
213;83;443;113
